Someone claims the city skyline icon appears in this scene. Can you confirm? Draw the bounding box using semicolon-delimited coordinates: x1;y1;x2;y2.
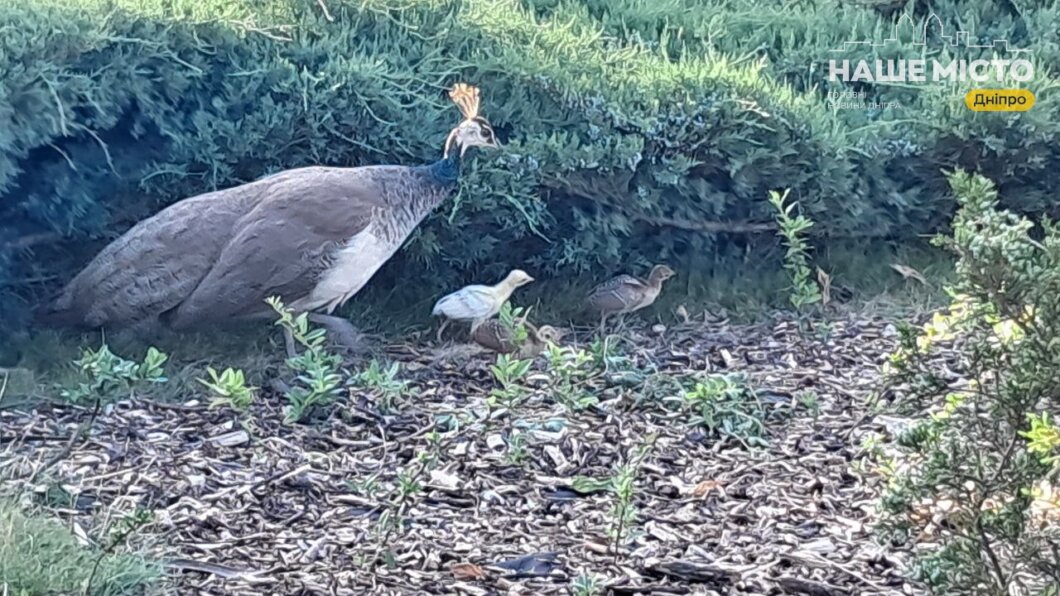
829;13;1032;55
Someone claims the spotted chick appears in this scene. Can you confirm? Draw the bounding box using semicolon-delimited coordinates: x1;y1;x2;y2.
431;270;535;341
470;320;563;358
587;264;676;333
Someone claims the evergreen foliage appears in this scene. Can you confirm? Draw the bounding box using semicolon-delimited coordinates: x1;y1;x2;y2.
879;171;1060;592
1;0;1058;332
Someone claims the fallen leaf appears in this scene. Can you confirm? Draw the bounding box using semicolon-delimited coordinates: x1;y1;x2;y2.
691;479;724;498
719;349;736;368
451;562;487;580
429;469;462;491
891;263;928;285
675;304;690;324
571;476;612;494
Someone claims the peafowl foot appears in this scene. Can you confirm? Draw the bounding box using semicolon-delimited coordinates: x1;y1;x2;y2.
308;314;370;356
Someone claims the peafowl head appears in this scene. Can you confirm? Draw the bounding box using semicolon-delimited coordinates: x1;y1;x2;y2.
648;265;676;285
502;269;535;289
444;83;498;158
536;325;565;344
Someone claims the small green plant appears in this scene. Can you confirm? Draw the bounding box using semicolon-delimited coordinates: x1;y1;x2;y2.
375;449;436;567
61;344;168;404
668;374;767;447
497;301;531;348
198;366;256;411
488;354;533;461
488;354;532;415
798;390;820;419
39;481;76;509
86;508;154;594
545;344;599;411
609;440;653;558
851;433;887;477
353;359;408;414
268;297;344;423
768;189;822;313
572;439;654;559
346;472;383;498
505;430;528;465
35;345;167;484
609;459;638;555
813;319;835;343
571;572;603;596
587;337;632;371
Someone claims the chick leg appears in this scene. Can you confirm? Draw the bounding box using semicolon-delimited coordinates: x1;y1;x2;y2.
469;319;484;340
436;319;450;344
308;313;369;355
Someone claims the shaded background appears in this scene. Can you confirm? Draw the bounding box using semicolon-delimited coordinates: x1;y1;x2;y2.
2;0;1058;338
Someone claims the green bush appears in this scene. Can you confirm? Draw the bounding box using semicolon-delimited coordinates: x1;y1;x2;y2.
879;171;1060;593
1;0;1058;332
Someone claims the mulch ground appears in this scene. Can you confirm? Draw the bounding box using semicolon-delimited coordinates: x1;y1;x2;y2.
0;315;920;595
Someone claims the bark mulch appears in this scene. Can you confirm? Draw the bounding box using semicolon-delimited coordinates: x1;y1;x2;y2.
0;316;919;595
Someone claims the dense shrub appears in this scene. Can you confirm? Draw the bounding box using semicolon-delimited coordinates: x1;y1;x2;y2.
879;171;1060;593
1;0;1058;332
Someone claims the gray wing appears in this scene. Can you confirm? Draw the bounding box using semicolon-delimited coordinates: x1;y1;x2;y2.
587;275;647;313
166;167;385;326
38;188;253;328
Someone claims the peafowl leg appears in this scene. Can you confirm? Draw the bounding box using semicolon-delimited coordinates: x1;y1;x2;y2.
598;314;608;337
110;318;164;355
308;313;369;355
436;319;450;344
283;327;298;359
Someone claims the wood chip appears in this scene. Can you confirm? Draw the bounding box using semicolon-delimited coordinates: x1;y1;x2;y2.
0;317;916;594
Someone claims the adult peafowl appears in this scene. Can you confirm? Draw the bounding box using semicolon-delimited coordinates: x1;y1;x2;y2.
38;83;498;355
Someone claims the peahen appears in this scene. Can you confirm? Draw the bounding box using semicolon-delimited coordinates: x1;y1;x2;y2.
38;83;498;355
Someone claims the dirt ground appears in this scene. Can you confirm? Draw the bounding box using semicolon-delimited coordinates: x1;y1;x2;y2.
1;315;919;595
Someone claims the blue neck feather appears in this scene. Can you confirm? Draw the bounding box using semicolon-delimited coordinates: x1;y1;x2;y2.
426;151;461;186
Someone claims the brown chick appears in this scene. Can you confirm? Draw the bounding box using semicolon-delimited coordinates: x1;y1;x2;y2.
587;264;676;334
470;320;563;358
